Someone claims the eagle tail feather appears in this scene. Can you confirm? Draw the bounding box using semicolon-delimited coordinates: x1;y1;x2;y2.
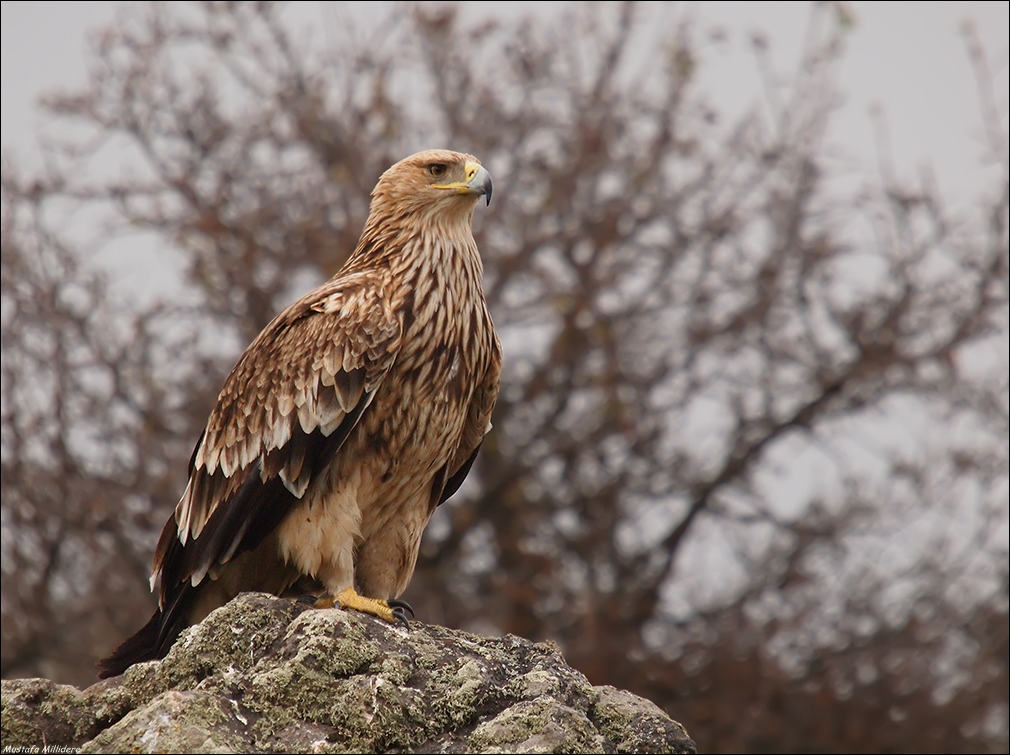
97;582;193;679
96;608;164;679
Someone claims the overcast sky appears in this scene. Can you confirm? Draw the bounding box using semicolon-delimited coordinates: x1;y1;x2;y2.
1;0;1005;621
2;1;1007;208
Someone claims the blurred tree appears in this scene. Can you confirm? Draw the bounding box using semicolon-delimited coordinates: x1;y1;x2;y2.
2;2;1006;752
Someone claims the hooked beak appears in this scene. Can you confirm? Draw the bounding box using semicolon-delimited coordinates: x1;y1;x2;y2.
468;164;493;206
433;161;493;206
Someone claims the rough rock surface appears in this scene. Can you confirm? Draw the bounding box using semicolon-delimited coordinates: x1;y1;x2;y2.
1;593;695;753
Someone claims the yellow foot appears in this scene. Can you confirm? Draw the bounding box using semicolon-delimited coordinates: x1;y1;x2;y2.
311;587;414;628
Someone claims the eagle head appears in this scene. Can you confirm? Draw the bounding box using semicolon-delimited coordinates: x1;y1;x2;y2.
370;149;492;225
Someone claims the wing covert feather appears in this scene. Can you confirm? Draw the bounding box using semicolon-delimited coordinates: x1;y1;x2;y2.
155;272;401;592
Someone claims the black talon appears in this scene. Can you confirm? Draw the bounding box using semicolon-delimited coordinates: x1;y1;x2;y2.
387;598;415;619
391;605;412;629
296;594;318;605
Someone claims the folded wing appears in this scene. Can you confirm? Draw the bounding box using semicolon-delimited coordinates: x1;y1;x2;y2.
152;271;402;611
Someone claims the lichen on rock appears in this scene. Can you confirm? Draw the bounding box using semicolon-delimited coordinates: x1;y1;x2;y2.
1;592;695;754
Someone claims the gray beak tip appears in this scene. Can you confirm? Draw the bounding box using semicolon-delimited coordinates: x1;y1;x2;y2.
471;165;492;207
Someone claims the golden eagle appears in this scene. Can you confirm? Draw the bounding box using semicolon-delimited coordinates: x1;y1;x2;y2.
99;150;501;678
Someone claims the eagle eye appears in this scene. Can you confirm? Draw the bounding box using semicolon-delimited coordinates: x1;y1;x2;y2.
428;163;448;178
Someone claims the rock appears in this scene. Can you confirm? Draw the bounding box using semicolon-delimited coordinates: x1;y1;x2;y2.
1;593;695;754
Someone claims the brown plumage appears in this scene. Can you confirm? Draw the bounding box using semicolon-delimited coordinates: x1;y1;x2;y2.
98;149;501;678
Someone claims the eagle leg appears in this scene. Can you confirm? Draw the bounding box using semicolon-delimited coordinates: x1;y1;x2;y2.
312;587;412;629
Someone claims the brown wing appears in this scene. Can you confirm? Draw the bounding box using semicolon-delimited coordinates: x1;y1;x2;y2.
152;270;402;604
432;327;502;510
